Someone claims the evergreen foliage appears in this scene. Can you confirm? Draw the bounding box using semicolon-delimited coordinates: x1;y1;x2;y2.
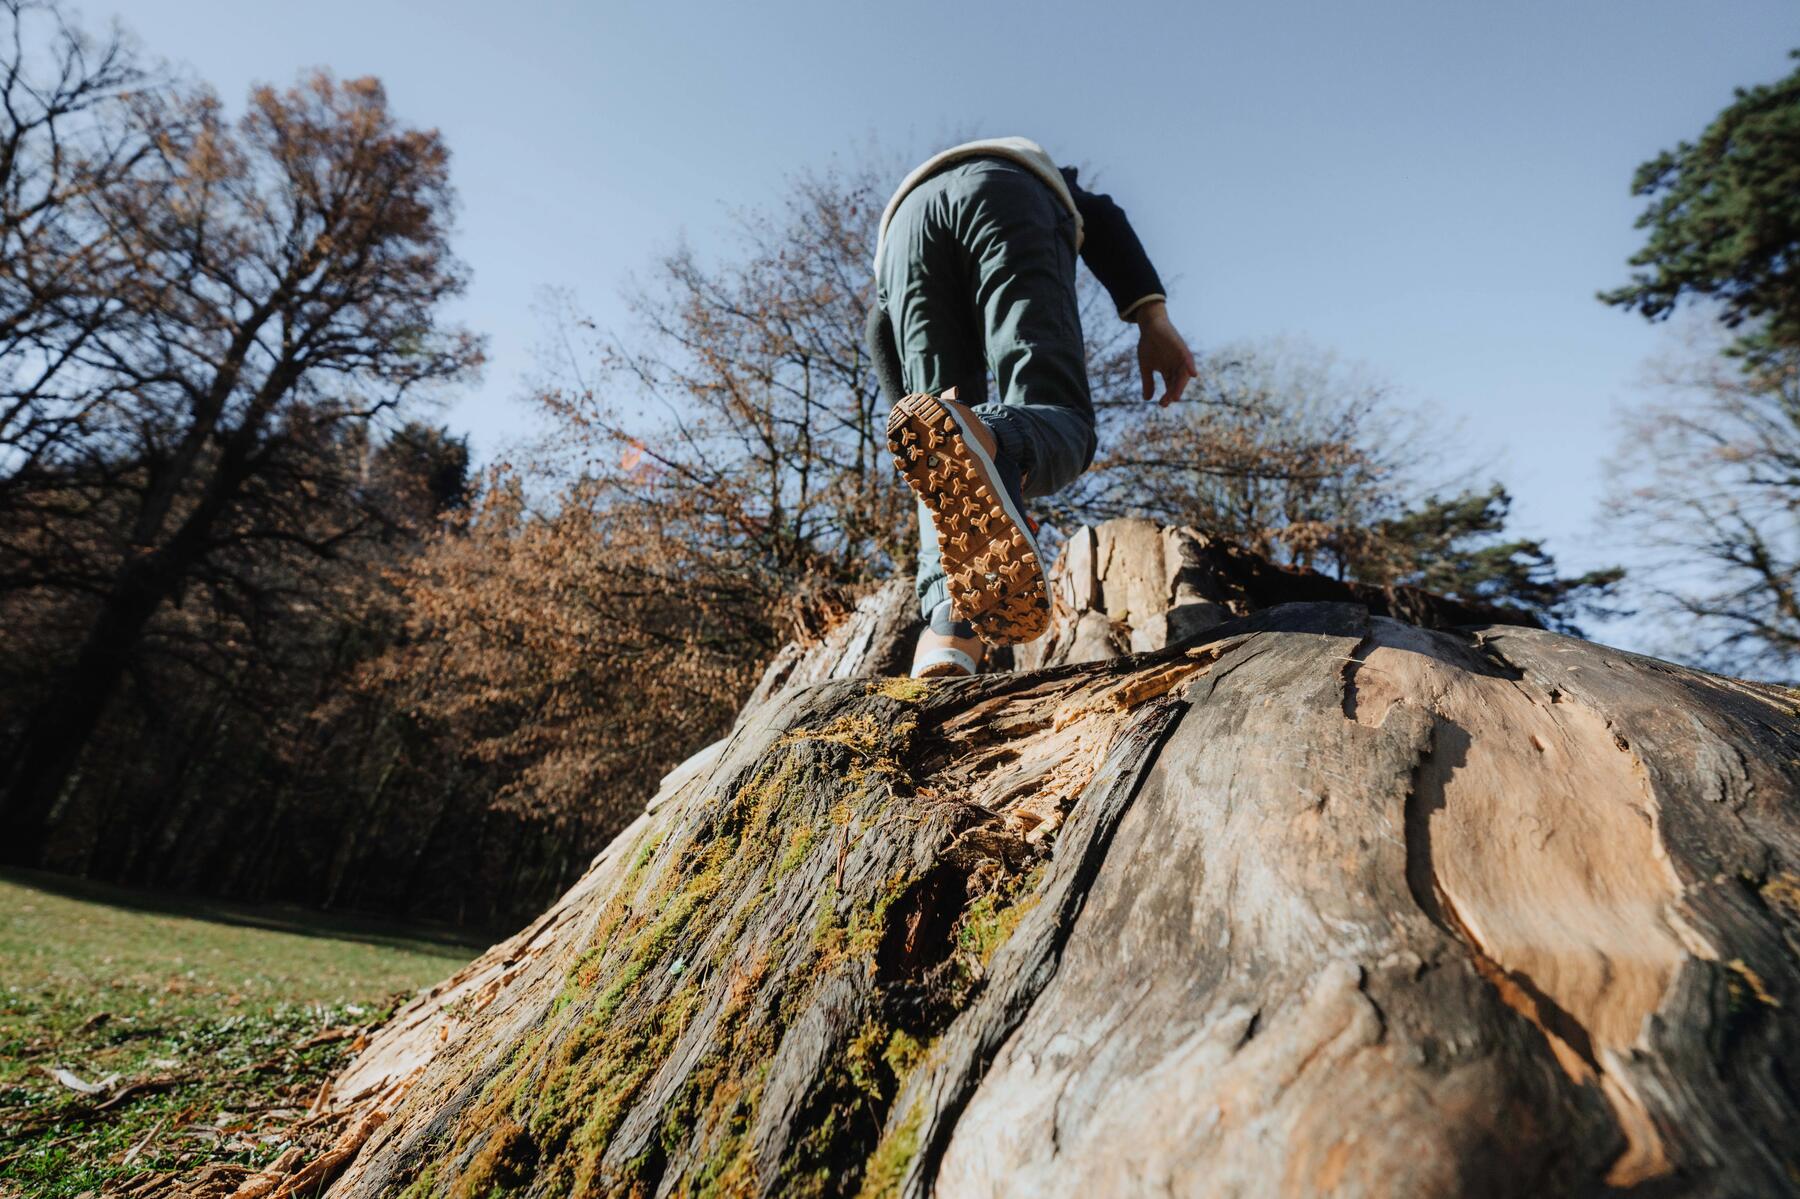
1368;485;1625;636
1602;50;1800;363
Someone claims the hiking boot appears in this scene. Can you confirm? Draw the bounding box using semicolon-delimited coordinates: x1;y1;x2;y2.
911;599;987;678
887;387;1050;646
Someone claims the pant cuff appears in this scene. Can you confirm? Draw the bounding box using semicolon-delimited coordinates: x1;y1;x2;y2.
976;405;1035;478
917;573;950;622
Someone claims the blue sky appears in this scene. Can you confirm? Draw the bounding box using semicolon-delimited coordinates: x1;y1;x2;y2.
112;0;1798;650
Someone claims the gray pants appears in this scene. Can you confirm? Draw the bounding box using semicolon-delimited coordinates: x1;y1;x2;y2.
876;157;1097;619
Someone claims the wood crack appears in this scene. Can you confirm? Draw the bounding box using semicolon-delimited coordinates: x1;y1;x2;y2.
896;694;1190;1199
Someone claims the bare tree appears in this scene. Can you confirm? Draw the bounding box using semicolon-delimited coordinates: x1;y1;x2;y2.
1608;324;1800;677
0;62;481;852
1063;339;1438;571
1070;337;1621;631
532;162;913;602
0;0;175;540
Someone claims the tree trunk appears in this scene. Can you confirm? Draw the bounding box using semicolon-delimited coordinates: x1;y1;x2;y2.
0;565;170;857
0;370;287;860
186;521;1800;1199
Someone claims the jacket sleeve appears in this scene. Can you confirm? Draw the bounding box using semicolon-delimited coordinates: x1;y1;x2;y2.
1061;166;1167;321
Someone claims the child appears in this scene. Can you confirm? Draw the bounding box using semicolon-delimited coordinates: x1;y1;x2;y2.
867;137;1196;676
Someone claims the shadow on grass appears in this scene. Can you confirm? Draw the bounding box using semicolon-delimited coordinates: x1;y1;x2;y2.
1;866;498;957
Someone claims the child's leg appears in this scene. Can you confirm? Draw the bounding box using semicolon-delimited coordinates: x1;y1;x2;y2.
956;160;1096;500
912;496;952;625
875;158;1094;641
876;179;987;621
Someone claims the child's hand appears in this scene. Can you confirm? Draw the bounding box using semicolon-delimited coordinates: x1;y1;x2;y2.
1133;301;1197;406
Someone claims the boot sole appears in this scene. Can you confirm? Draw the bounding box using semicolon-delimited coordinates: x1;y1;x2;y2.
886;392;1049;646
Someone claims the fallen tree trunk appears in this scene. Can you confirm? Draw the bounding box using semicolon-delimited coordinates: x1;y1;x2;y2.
204;522;1797;1198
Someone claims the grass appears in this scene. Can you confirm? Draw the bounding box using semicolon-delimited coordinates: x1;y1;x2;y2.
0;868;481;1199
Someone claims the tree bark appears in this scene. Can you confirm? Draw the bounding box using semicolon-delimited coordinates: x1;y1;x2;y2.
186;521;1799;1199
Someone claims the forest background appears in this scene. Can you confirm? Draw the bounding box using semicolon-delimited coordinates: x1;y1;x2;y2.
2;0;1796;926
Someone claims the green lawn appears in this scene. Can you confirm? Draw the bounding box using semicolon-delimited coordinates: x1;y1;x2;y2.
0;869;482;1198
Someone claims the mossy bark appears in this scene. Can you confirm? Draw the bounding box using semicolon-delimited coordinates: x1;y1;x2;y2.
323;653;1193;1199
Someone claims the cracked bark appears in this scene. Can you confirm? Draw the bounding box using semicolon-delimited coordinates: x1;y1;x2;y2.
164;521;1799;1199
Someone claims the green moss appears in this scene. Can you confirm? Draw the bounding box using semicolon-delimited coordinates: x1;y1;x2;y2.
509;736;855;1192
656;943;819;1199
834;1021;931;1114
472;1026;548;1121
401;692;1042;1199
843;1020;891;1102
855;1103;923;1199
587;837;733;1026
690;1128;757;1199
737;756;808;837
626;828;666;885
449;1119;533;1199
957;863;1047;968
882;1028;926;1080
849;873;910;959
781;711;919;795
810;869;916;975
783;860;1045;1189
776;826;816;877
868;676;931;704
438;816;754;1196
395;1166;439;1199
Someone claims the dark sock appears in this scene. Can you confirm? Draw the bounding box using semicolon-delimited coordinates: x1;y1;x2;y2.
929;598;975;639
990;450;1028;516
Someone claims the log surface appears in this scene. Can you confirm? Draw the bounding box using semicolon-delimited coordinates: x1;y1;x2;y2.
190;522;1799;1199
